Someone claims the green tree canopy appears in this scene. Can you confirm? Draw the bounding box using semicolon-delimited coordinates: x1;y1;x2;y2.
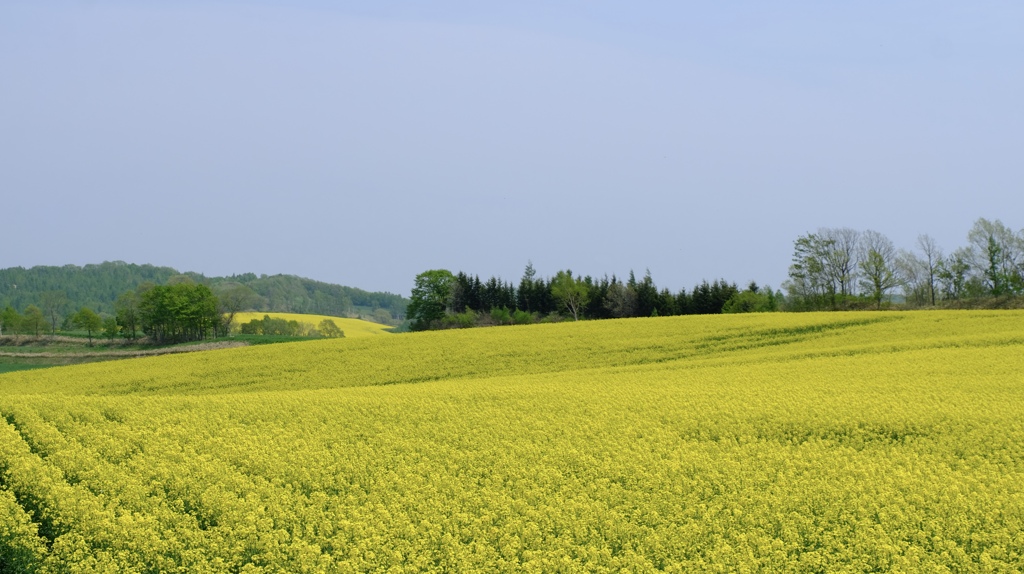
138;284;220;344
73;307;103;345
1;306;22;337
22;304;46;337
551;270;589;321
318;319;344;338
102;316;120;341
722;284;778;314
407;270;455;331
115;290;142;340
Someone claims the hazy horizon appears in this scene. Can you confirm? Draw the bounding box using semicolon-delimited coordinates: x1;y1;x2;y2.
3;1;1022;295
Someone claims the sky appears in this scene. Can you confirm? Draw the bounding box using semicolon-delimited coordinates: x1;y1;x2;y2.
2;1;1022;296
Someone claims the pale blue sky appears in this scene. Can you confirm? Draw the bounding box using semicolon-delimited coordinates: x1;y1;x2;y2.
2;1;1022;295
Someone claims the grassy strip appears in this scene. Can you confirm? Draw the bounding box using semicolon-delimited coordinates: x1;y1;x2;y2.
0;338;252;373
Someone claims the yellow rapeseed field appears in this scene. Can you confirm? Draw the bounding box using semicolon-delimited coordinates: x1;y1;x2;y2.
1;311;1023;572
231;312;393;338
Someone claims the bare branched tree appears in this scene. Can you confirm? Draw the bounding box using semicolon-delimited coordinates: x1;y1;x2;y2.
858;230;901;309
820;227;860;298
39;290;68;336
917;234;943;306
966;218;1024;296
897;249;928;306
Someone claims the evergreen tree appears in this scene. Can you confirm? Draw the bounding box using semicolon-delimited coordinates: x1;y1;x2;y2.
656;288;677;316
675;288;691;315
634;270;659;317
517;261;537;312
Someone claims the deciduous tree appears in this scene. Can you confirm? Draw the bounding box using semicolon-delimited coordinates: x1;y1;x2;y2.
102;316;120;341
318;319;344;338
73;307;103;345
937;248;972;304
897;250;929;306
785;232;832;309
115;290;142;340
821;227;860;299
139;283;220;343
40;290;68;336
1;306;21;337
407;270;455;331
967;218;1024;296
858;230;901;309
917;234;943;306
551;270;589;321
22;305;45;337
215;282;260;334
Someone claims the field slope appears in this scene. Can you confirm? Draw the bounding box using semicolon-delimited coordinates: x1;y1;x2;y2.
1;311;1022;572
231;312;393;338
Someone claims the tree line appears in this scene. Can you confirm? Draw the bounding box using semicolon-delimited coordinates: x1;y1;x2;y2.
407;216;1022;331
0;280;223;344
0;277;359;344
237;315;344;338
406;264;775;331
784;217;1024;310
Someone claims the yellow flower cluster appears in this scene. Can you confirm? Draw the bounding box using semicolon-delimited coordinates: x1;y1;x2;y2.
230;313;393;338
1;311;1023;571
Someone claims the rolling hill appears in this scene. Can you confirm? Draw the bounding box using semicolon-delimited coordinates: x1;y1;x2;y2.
0;262;407;321
231;312;394;338
1;311;1022;571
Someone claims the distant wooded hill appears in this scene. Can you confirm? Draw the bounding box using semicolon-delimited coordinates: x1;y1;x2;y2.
0;262;407;322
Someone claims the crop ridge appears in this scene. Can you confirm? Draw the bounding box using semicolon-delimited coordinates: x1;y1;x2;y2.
0;312;926;397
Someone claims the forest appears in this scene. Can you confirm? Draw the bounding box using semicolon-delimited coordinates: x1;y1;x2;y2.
405;267;756;331
0;262;408;325
1;281;223;344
